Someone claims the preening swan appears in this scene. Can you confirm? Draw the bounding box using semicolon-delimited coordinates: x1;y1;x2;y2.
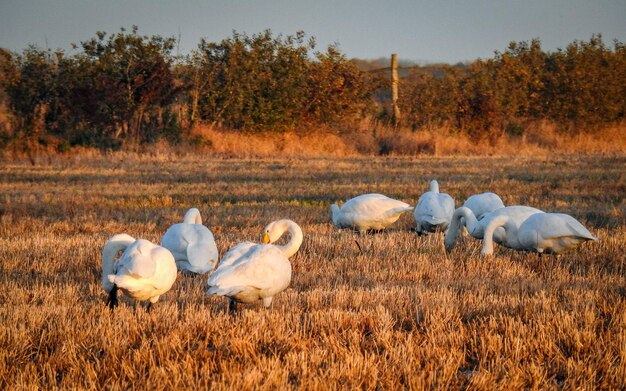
160;208;219;274
445;205;542;252
462;192;504;221
414;180;455;234
331;194;413;233
207;219;302;311
102;234;177;309
481;212;597;255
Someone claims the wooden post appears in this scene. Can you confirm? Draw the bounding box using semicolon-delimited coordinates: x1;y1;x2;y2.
391;53;400;125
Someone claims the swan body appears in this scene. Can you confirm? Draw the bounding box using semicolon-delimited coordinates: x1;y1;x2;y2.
518;213;598;254
445;205;543;252
207;219;302;309
160;208;219;274
481;212;597;255
102;234;177;308
331;194;413;233
462;192;505;221
414;180;455;234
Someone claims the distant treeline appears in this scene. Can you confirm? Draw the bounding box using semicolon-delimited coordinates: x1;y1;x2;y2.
0;27;624;150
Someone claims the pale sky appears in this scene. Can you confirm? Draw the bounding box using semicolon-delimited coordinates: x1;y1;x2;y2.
1;0;625;64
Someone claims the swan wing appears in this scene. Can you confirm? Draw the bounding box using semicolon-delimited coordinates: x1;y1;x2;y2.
160;224;190;260
161;224;215;257
208;245;290;295
485;206;543;224
518;213;596;249
337;194;411;230
186;240;219;274
206;284;247;296
116;239;159;278
216;242;257;269
548;214;597;240
341;194;409;215
415;193;454;223
382;205;414;219
463;193;505;220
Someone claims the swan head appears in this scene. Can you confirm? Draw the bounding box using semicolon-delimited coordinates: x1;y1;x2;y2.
261;219;303;258
263;222;276;243
262;219;299;244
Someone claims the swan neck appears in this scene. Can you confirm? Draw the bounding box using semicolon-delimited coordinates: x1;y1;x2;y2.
460;207;479;233
429;180;439;193
276;221;303;258
482;215;517;255
102;234;135;291
445;207;474;251
331;204;341;227
183;208;202;224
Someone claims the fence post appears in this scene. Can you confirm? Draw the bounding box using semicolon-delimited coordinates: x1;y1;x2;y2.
391;53;401;126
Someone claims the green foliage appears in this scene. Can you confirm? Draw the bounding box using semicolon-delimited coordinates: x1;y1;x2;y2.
0;30;624;149
188;31;372;131
0;46;57;137
397;35;625;136
400;66;462;129
69;26;178;145
193;30;312;130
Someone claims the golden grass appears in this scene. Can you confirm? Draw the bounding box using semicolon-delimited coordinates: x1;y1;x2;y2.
181;121;626;158
1;155;625;389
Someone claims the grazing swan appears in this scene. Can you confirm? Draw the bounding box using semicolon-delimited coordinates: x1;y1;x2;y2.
414;180;455;234
481;212;597;255
207;219;302;311
462;192;505;221
160;208;219;274
331;194;413;233
445;205;543;252
102;234;177;309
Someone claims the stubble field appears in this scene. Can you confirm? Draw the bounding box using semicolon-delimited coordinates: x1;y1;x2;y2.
1;154;625;389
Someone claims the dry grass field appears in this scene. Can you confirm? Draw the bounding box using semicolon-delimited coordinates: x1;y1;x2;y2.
1;154;625;389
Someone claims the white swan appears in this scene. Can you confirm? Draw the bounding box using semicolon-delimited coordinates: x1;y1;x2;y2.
207;219;302;311
414;180;455;234
102;234;178;309
331;194;413;233
160;208;219;274
481;212;597;255
462;192;505;221
445;205;543;252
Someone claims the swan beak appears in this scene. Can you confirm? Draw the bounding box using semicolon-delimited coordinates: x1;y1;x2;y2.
262;233;270;244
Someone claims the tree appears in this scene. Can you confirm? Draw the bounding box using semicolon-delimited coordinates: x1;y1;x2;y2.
305;46;373;127
69;26;177;145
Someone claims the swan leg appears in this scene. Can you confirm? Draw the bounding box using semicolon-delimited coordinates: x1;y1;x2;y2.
228;298;237;313
262;297;273;308
354;239;364;254
106;285;119;309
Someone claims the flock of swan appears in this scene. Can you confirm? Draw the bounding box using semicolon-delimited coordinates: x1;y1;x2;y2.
102;180;597;311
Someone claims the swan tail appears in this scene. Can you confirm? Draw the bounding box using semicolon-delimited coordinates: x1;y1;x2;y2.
110;275;147;294
565;221;598;241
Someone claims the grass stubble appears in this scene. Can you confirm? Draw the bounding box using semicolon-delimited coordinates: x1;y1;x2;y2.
0;155;625;389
